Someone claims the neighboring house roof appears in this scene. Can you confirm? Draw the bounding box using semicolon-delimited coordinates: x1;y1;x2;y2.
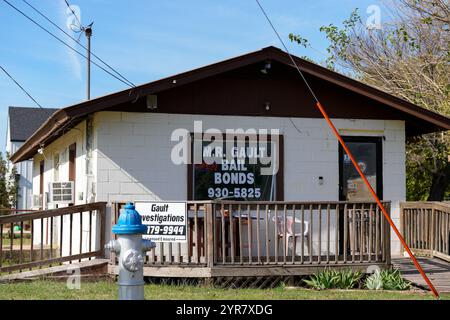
8;107;59;142
10;46;450;163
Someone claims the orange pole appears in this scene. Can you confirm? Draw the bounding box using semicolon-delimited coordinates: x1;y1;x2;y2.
315;101;440;298
254;0;439;298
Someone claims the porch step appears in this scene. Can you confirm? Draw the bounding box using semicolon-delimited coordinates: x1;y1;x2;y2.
0;259;109;283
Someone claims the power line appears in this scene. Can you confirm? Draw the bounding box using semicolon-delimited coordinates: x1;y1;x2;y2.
0;65;76;145
255;0;320;104
0;65;43;108
21;0;136;88
254;0;440;298
25;0;135;87
2;0;134;88
0;64;57;130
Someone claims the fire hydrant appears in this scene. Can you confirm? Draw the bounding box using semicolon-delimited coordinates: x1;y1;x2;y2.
105;202;155;300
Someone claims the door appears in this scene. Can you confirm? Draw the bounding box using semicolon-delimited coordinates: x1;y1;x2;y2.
39;160;49;242
338;137;383;253
68;143;76;205
39;160;45;199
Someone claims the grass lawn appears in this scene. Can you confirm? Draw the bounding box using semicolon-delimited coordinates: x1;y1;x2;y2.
1;236;32;247
0;280;448;300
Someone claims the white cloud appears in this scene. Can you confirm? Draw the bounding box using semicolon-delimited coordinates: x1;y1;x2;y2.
59;1;82;81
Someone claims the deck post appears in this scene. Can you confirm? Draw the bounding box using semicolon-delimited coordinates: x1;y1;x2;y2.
110;203;118;266
99;202;107;258
430;207;435;258
400;202;405;256
205;203;215;268
385;203;391;266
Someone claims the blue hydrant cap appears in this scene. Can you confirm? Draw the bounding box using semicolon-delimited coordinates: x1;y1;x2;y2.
112;202;147;235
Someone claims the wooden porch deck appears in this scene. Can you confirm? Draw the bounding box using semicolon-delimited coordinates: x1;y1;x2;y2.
0;203;107;275
112;200;393;278
393;257;450;293
3;200;450;289
398;202;450;293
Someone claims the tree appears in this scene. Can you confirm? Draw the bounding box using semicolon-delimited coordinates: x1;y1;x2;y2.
0;152;19;212
403;0;450;25
290;0;450;200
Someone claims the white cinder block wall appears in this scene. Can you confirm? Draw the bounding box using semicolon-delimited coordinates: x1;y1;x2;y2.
29;111;406;256
32;121;88;207
94;111;405;255
31;121;99;256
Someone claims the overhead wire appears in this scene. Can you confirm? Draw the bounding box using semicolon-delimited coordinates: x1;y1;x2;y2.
2;0;134;88
0;65;43;108
2;0;138;158
0;65;60;145
21;0;135;88
254;0;440;298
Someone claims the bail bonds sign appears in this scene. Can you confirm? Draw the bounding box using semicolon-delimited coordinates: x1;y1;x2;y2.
135;202;187;242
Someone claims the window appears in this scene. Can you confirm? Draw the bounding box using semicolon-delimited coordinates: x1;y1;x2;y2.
188;134;284;201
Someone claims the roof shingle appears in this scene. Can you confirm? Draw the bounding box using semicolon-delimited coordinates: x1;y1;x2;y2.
8;107;59;142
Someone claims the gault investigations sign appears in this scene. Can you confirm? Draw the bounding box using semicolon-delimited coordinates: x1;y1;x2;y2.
135;202;187;242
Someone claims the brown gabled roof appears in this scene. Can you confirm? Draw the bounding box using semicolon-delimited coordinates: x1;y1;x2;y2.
10;46;450;163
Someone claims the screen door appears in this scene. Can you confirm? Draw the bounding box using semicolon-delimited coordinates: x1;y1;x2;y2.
338;137;383;254
339;137;383;201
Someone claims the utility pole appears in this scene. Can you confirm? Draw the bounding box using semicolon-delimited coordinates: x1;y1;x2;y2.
84;23;94;204
85;24;93;101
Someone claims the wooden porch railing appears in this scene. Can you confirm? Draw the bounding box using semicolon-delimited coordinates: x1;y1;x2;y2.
112;201;391;270
212;201;391;266
0;202;107;275
401;202;450;262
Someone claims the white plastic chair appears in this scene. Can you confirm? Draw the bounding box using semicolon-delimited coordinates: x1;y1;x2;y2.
272;216;310;255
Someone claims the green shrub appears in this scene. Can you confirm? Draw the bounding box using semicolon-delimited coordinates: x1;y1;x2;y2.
337;269;362;289
304;270;339;290
365;269;411;291
381;269;411;290
304;269;362;290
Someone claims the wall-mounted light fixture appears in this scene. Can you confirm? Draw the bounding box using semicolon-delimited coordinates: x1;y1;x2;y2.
260;60;272;74
38;143;48;160
265;102;271;111
38;143;45;155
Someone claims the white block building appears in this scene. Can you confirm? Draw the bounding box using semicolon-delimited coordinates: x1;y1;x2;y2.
10;47;450;256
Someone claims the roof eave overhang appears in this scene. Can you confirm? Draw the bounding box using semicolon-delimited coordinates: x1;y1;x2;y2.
276;52;450;132
10;49;272;163
10;46;450;163
10;110;70;163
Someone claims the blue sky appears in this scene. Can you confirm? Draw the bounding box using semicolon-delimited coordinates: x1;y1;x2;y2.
0;0;382;153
